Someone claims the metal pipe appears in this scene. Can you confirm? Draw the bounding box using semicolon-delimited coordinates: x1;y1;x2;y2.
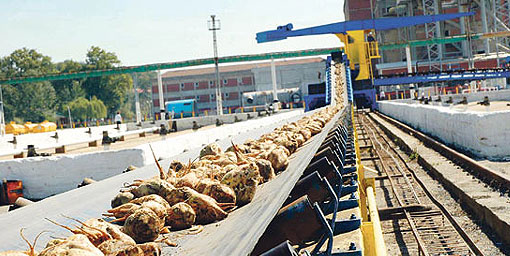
366;186;387;256
14;197;34;208
481;0;491;54
270;58;279;111
0;84;4;136
459;0;468;57
492;0;501;67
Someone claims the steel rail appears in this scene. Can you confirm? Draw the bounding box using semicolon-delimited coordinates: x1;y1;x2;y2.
358;113;430;256
374;111;510;193
363;111;483;256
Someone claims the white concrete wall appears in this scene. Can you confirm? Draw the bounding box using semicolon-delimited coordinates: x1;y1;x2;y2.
0;149;145;199
0;110;304;199
378;101;510;160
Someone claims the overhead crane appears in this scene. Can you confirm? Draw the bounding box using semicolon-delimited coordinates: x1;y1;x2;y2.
256;12;475;110
256;12;474;81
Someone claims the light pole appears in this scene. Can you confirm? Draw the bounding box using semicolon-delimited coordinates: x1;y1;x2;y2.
209;15;223;115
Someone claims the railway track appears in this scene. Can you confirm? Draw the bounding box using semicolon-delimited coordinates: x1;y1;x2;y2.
355;111;483;256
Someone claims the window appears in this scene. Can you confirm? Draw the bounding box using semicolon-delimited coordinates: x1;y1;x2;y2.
225;92;229;98
237;78;242;85
223;79;227;85
209;81;214;85
196;95;200;100
211;94;215;98
180;83;184;89
195;82;199;88
183;103;191;106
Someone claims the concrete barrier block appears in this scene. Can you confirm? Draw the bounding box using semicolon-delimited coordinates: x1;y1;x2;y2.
88;140;100;147
55;146;66;154
378;101;510;160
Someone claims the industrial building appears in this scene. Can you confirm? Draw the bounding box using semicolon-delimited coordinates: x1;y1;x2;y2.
151;57;326;115
344;0;510;76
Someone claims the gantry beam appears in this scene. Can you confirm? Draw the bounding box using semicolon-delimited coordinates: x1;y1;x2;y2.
374;69;510;86
0;47;339;85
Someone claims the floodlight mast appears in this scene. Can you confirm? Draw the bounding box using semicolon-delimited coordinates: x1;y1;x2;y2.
209;15;223;115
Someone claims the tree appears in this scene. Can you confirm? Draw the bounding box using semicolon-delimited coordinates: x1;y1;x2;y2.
0;48;57;122
52;60;86;113
69;96;107;121
0;46;133;122
82;46;132;115
89;96;107;119
68;97;89;121
136;72;156;118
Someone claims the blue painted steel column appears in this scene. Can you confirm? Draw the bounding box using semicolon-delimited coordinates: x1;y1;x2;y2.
345;59;354;103
325;56;332;104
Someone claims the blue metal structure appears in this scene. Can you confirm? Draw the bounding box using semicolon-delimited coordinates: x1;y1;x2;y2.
304;94;327;112
325;56;332;104
256;12;474;43
165;99;197;118
343;57;354;103
374;69;510;86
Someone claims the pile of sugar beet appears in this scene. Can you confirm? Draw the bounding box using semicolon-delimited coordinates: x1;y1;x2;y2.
1;106;340;256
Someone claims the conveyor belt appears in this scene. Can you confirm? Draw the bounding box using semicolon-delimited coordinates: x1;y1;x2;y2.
165;108;345;255
0;107;342;254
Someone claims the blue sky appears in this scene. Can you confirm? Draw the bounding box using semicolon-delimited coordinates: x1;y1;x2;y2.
0;0;345;66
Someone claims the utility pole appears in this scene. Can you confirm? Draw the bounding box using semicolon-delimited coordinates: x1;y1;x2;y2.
209;15;223;115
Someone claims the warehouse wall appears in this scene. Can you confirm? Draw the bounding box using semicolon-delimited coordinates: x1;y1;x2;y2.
378;101;510;160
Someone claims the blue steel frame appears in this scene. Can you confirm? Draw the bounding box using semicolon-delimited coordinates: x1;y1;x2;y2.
256;12;474;43
326;56;332;104
374;69;510;86
345;63;353;103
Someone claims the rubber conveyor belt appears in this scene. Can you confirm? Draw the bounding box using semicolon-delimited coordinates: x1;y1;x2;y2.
0;107;344;255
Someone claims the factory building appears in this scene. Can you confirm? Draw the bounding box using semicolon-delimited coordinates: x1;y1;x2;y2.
344;0;510;76
151;57;325;115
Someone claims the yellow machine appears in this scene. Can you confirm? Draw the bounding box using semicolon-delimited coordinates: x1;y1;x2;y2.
336;30;381;81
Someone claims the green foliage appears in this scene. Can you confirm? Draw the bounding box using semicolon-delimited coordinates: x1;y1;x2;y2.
0;48;57;122
82;46;132;115
69;96;107;121
69;97;89;121
52;60;86;113
0;46;135;123
136;72;156;118
89;96;107;119
119;101;134;120
408;148;419;161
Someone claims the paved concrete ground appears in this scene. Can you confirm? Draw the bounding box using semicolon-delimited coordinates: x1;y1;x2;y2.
451;101;510;112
